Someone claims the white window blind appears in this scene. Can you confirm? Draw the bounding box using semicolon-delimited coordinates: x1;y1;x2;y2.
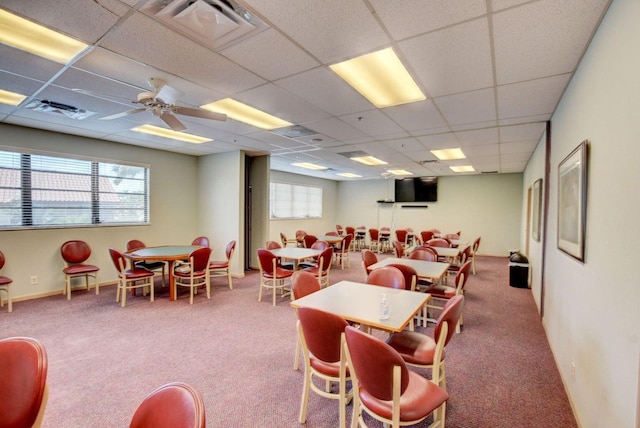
0;150;149;229
270;182;322;219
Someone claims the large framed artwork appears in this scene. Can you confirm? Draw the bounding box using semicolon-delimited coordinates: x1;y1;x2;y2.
532;178;542;242
557;140;588;262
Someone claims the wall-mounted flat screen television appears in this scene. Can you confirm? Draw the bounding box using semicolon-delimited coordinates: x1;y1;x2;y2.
394;177;438;202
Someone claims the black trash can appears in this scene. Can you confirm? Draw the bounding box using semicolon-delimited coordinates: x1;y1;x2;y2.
509;252;529;288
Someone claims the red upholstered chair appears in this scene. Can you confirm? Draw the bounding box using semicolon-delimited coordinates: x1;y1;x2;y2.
419;230;434;243
345;227;356;250
298;240;330;269
174;247;212;304
344;326;449;428
295;230;307;247
391;240;405;258
0;337;48;428
130;382;205;428
423;260;472;332
280;232;296;247
409;246;438;262
304;247;333;288
61;240;100;300
208;240;236;290
360;250;378;281
385;263;417;291
336;224;344;235
109;248;156;308
426;238;450;248
257;248;293;306
354;226;367;250
386;295;465;390
297;307;352;428
191;236;210;247
126;240;166;287
368;228;381;253
395;229;409;249
334;234;353;270
291;270;322;371
379;227;391;253
0;250;13;312
447;244;472;279
302;234;318;249
265;240;281;250
471;236;482;274
366;266;405;290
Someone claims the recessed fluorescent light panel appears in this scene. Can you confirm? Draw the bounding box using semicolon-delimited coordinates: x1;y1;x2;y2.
450;165;476;173
0;9;88;63
200;98;292;130
291;162;328;170
0;89;27;106
132;125;212;144
351;156;388;166
431;148;466;161
330;47;425;108
387;169;412;176
337;172;362;178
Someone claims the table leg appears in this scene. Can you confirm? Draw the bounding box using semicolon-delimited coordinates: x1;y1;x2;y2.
168;261;176;301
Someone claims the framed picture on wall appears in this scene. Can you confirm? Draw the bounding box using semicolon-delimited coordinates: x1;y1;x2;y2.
557;140;588;262
532;178;542;242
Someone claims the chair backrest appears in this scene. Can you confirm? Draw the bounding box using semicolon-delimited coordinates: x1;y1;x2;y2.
367;266;405;289
336;225;344;235
303;235;318;248
295;230;307;239
310;240;329;251
189;247;212;272
257;248;277;274
395;229;408;243
444;233;460;240
265;240;282;250
380;227;391;236
225;240;236;261
126;239;147;252
472;236;481;253
325;231;339;236
368;228;379;240
191;236;210;247
454;260;473;293
129;382;205;428
426;238;450;248
291;270;321;299
0;250;5;270
459;245;472;264
344;326;409;400
108;248;127;273
298;307;348;364
392;241;404;258
279;232;288;246
361;250;378;270
420;230;435;242
409;247;438;261
385;263;417;291
317;247;334;273
61;240;92;264
345;226;355;236
434;295;465;347
341;234;353;253
0;337;48;428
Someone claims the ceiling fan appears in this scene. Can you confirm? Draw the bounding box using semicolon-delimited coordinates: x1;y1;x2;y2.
76;77;227;132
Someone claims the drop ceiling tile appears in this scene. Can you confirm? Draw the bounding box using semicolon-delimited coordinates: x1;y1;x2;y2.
498;114;551;126
416;133;460;149
383;99;448;133
450;121;498;132
249;0;390;64
456;127;500;146
0;71;46;100
370;0;487;40
500;140;539;154
497;74;571;119
399;18;493;97
220;29;319;81
339;110;406;138
493;0;610;84
276;67;372;116
499;122;546;142
302;117;369;142
434;88;496;126
463;143;500;157
0;45;66;82
491;0;531;11
382;137;424;153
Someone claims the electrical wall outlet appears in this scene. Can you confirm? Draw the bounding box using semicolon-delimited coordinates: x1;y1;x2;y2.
30;275;38;285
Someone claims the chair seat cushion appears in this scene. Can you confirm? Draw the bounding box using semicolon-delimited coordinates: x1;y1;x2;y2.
310;357;350;377
386;331;439;366
263;268;293;279
64;264;99;275
174;269;207;278
208;261;229;269
123;268;155;279
359;370;448;421
0;276;12;285
423;284;457;299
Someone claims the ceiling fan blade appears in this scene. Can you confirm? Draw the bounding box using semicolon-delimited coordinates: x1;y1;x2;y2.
173;106;227;122
100;108;147;120
155;84;183;105
160;112;187;132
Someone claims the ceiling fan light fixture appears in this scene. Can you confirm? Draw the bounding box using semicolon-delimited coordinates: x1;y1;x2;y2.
431;148;466;160
132;124;212;144
0;89;27;106
200;98;292;130
330;47;425;108
0;9;88;63
350;155;388;166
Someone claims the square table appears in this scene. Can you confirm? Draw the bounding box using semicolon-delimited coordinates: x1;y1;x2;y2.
269;247;321;270
290;280;430;333
367;257;450;282
316;235;345;246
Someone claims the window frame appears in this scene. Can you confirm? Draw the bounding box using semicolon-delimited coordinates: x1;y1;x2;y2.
269;181;323;220
0;146;151;230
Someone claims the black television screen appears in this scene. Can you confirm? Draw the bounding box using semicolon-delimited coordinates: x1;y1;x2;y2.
394;177;438;202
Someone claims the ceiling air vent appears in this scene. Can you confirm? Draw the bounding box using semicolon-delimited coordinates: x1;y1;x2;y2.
141;0;268;51
24;99;95;120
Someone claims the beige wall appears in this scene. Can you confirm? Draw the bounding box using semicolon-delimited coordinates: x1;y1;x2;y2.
522;0;640;426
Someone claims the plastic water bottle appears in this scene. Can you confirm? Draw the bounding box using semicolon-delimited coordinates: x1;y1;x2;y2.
380;293;390;320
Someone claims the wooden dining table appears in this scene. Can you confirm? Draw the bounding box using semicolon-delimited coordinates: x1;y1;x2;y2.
269;247;321;270
124;245;201;301
316;235;345;246
290;280;430;333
